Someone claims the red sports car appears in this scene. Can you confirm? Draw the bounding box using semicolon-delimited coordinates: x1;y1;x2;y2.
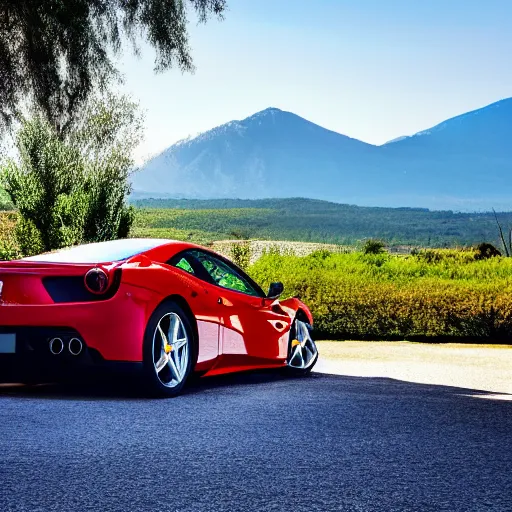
0;239;318;396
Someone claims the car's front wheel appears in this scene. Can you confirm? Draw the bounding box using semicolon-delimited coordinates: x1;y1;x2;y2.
142;300;195;397
286;317;318;375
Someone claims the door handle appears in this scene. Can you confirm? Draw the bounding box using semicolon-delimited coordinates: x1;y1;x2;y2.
217;297;223;305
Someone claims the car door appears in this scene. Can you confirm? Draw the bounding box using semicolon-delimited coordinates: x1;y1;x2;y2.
185;250;292;362
167;252;223;368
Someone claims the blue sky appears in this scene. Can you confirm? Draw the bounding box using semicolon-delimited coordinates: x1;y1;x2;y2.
118;0;512;163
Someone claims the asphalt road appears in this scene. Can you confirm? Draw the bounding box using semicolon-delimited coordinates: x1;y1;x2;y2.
1;372;511;512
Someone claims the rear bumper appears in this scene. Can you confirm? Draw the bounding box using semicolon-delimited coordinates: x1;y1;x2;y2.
0;283;153;363
0;351;143;383
0;325;143;382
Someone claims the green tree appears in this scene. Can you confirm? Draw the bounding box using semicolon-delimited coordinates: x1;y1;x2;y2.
0;0;226;134
1;94;143;256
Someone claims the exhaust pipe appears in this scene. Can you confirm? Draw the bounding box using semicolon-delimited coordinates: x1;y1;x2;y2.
49;337;64;355
68;338;83;356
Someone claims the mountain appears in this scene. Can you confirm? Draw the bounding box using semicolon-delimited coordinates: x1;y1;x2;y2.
132;107;381;202
381;98;512;206
132;99;512;210
384;136;408;145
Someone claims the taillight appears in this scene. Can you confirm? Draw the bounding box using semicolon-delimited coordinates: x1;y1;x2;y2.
43;269;122;303
84;268;109;294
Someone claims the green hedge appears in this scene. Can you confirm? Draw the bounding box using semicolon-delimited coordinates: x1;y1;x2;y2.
249;249;512;342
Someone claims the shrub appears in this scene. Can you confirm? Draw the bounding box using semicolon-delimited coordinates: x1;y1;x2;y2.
412;248;477;265
14;217;44;257
0;211;21;260
308;249;332;260
474;242;501;260
249;251;512;342
362;238;386;254
0;238;21;260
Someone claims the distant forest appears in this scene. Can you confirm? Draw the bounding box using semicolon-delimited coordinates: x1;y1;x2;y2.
131;197;512;248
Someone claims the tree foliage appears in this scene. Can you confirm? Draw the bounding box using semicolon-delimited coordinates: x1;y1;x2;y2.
474;242;501;260
1;94;142;256
0;0;226;134
362;238;386;255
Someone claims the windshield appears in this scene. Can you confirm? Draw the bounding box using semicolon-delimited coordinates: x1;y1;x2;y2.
21;238;173;264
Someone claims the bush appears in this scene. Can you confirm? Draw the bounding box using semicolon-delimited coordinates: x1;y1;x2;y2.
308;249;332;261
0;212;21;260
475;242;501;260
14;217;44;257
412;248;477;265
0;238;21;260
362;238;386;254
249;250;512;342
0;187;13;210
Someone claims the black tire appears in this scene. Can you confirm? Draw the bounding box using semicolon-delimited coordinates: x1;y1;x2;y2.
285;316;318;376
142;299;197;397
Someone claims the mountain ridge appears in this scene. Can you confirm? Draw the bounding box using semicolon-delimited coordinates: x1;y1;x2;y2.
132;98;512;211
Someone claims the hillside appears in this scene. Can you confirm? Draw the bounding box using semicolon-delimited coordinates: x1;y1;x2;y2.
132;99;512;211
131;197;512;248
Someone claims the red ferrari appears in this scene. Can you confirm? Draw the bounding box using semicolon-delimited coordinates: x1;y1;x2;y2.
0;239;318;396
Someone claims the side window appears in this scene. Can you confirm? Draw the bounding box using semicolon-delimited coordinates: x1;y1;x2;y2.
175;257;194;274
190;250;261;297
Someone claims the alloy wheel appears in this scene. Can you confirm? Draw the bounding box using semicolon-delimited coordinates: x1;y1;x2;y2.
152;312;189;388
288;319;318;370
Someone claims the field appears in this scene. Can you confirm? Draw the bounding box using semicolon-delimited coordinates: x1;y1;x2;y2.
3;194;512;248
131;198;512;248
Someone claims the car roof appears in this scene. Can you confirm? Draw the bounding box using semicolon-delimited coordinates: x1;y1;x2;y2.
21;238;181;264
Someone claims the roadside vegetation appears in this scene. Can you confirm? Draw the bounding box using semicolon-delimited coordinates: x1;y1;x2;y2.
249;247;512;343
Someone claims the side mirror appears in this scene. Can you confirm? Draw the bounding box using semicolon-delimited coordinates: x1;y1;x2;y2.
267;282;284;300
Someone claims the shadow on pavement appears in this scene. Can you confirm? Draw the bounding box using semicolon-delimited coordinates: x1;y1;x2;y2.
0;368;294;401
0;369;510;402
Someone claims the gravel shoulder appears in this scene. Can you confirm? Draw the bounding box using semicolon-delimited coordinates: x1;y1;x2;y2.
315;340;512;396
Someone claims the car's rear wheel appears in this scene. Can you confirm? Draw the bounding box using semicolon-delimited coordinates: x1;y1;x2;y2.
286;317;318;375
142;300;195;397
